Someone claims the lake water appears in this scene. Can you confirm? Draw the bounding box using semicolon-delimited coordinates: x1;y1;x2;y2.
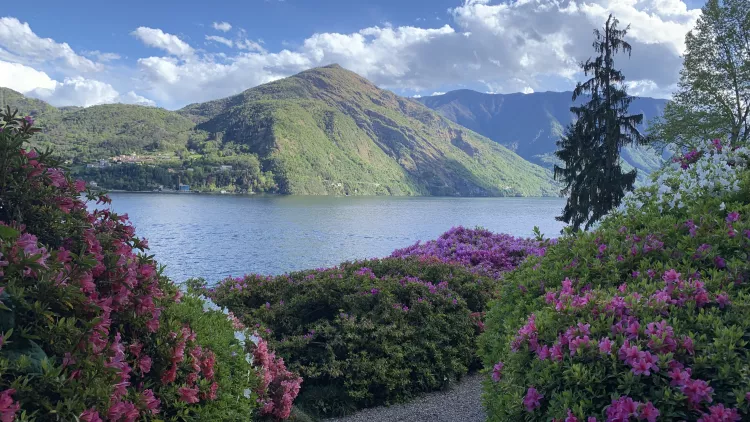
100;193;567;284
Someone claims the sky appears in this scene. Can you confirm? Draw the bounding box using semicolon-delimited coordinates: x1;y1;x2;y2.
0;0;706;110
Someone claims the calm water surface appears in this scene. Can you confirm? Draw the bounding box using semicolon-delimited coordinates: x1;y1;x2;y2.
100;194;567;284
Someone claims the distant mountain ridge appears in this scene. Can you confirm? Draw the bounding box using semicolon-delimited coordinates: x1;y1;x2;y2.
0;65;559;196
416;89;668;182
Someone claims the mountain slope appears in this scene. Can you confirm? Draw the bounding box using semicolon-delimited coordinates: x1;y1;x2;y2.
179;64;557;196
417;90;668;182
0;87;200;162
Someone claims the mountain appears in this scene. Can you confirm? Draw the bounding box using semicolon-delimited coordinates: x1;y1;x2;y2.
416;90;669;183
176;64;557;196
0;87;198;161
0;66;559;196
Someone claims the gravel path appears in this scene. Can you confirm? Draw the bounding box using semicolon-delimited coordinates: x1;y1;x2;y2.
324;374;486;422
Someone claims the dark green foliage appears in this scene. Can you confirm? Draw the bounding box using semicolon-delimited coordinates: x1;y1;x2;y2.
203;257;498;418
163;291;260;420
649;0;750;150
554;15;647;230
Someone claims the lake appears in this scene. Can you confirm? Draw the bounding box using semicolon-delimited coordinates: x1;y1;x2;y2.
99;193;567;284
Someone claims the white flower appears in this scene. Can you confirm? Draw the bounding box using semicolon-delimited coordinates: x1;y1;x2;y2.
244;388;252;399
720;202;726;210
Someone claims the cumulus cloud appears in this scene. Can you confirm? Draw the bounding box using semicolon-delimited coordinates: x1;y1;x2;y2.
212;22;232;32
128;0;700;108
0;0;704;109
0;60;56;93
206;35;233;48
0;17;102;73
132;27;194;57
0;60;155;108
118;91;157;106
28;77;154;107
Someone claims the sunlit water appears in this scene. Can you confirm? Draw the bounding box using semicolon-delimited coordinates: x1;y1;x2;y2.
97;193;567;284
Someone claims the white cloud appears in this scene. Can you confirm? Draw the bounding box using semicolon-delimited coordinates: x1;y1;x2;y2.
430;91;446;96
30;77;120;107
212;22;232;32
0;60;155;108
237;39;265;52
118;90;157;107
0;60;56;93
83;50;121;62
132;27;194;57
1;0;704;109
29;78;156;108
206;35;233;48
130;0;699;108
0;17;102;73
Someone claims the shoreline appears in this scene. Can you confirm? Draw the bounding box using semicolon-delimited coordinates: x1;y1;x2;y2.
96;189;564;199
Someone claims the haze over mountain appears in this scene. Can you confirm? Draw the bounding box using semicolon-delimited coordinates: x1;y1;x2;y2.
417;90;669;182
0;65;560;197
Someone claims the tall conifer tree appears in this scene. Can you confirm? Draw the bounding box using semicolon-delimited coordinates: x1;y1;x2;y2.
554;14;646;231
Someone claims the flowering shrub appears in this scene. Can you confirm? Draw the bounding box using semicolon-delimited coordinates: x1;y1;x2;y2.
203;258;494;417
0;109;295;420
480;140;750;420
623;138;748;212
391;226;546;279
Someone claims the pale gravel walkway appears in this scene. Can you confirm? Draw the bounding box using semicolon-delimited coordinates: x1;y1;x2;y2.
324;374;486;422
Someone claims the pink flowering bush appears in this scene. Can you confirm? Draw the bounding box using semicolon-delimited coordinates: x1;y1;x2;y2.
202;258;487;417
391;226;547;279
480;141;750;420
0;109;274;420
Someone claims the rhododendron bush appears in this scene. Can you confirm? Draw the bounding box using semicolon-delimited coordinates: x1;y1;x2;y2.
480;140;750;421
0;109;298;420
391;226;547;279
202;253;532;418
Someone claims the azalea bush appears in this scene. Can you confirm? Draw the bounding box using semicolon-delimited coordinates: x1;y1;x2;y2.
480;139;750;421
0;108;299;420
202;257;496;417
390;226;547;279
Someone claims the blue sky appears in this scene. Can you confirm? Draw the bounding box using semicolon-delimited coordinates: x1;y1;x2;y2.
1;0;705;109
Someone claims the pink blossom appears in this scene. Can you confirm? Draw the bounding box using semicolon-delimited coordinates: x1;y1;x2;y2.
0;389;19;422
178;386;200;404
491;362;504;382
141;389;160;414
599;337;613;354
523;387;543;412
663;269;681;283
46;168;67;188
697;404;741;422
565;409;578;422
161;364;177;385
79;408;103;422
73;179;87;192
107;401;139;422
716;292;730;308
606;396;640;421
639;401;660;422
139;355;152;374
682;379;714;406
726;211;740;223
